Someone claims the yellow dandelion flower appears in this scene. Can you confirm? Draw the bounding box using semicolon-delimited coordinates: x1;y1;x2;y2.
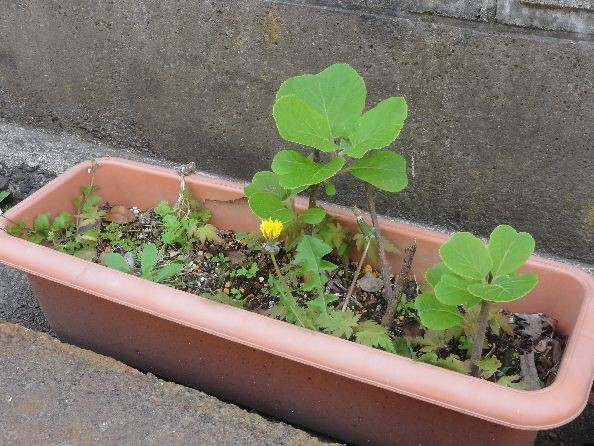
260;218;283;240
363;264;373;274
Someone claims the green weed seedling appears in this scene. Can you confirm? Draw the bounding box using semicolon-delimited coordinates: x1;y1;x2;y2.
415;224;538;376
105;243;184;284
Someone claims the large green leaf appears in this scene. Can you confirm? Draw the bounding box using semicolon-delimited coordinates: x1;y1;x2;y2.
488;224;535;278
414;293;463;330
276;63;366;138
273;95;338;152
272;150;345;189
247;192;294;225
439;232;493;281
425;262;450;288
434;273;481;307
140;243;158;279
244;171;286;199
105;253;133;274
345;97;408;158
348;151;407;192
154;263;184;283
300;207;326;224
294;235;336;295
468;273;538;302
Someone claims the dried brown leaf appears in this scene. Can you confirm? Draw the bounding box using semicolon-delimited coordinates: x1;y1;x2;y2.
225;249;247;265
104;205;136;224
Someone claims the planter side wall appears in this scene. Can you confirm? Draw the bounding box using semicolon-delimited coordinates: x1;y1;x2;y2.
27;274;537;446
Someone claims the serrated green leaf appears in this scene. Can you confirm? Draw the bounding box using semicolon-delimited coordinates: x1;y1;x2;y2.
437;354;471;374
474;356;502;379
324;181;336;197
51;212;73;231
244;171;286;200
314;221;347;251
154;263;184;283
273;95;338;152
193;224;222;244
272;150;345;189
294;235;336;298
247;192;294;225
414;293;463;330
140;243;158;279
318;309;361;339
488;224;535;278
355;320;394;352
468;273;538;302
497;374;529;390
434;273;481;307
300;207;326;225
393;336;414;358
154;200;173;217
345;97;408;158
276;63;366;138
425;262;450;288
33;213;50;233
439;232;493;281
105;252;133;274
348;151;408;192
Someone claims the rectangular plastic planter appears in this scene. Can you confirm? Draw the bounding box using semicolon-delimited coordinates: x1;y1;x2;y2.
1;158;593;446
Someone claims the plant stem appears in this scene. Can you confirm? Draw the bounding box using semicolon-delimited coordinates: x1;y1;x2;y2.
470;300;492;377
305;150;321;235
381;241;417;328
364;183;397;327
308;149;321;209
269;252;307;327
341;238;371;312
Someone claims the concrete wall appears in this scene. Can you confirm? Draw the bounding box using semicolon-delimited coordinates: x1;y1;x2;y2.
0;0;593;263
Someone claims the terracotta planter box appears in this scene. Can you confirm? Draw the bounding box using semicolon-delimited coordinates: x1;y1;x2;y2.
1;158;593;446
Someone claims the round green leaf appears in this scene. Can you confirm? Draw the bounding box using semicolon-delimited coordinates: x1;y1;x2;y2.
468;273;538;302
345;97;408;158
324;181;336;197
414;293;463;330
434;273;482;307
300;207;326;225
348;151;408;192
276;63;366;138
272;150;345;189
247;192;294;225
425;262;450;288
488;224;535;278
439;232;493;281
272;95;338;152
244;171;286;199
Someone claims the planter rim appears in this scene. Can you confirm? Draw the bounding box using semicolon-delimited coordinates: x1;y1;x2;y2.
1;157;593;430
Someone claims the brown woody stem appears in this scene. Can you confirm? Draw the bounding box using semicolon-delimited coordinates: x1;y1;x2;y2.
381;241;417;328
341;238;371;312
470;300;492;377
364;184;397;327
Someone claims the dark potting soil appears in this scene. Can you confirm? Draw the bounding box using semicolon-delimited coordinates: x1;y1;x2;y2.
83;203;567;389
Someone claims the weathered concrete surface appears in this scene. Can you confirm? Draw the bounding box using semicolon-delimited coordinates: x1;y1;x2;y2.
0;321;337;446
0;1;593;264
